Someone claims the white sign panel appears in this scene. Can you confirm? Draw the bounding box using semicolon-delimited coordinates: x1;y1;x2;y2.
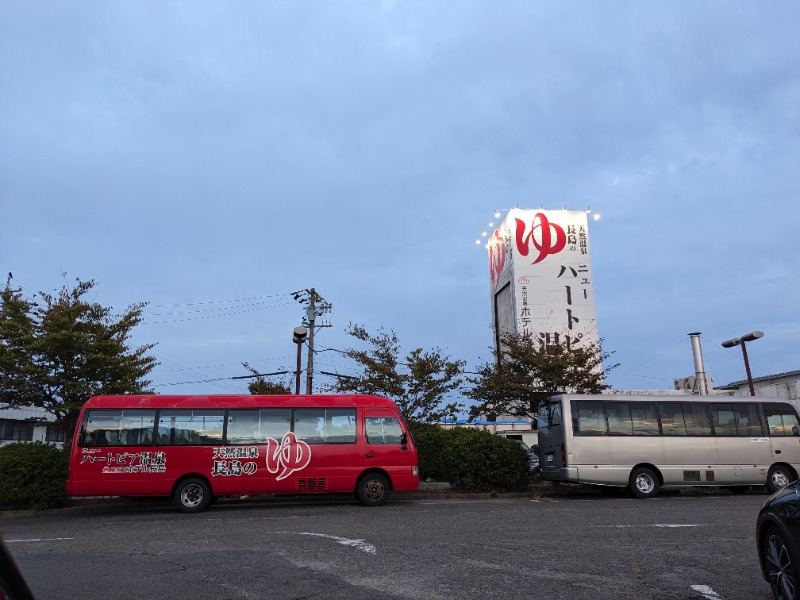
488;209;598;351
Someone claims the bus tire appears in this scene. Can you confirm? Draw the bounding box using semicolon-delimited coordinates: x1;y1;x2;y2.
629;467;660;499
767;465;795;494
174;477;212;513
356;472;390;507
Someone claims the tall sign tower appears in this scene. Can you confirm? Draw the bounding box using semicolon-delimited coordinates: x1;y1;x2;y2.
487;209;599;353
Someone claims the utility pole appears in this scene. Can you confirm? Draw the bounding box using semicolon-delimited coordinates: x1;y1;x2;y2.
305;291;317;395
292;288;333;395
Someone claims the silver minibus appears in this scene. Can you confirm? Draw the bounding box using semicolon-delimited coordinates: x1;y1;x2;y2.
538;394;800;498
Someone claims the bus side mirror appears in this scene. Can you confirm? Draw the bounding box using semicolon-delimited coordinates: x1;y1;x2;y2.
793;426;799;437
400;433;408;446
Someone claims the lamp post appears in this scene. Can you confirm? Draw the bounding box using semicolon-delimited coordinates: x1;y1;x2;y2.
292;326;308;395
721;331;764;396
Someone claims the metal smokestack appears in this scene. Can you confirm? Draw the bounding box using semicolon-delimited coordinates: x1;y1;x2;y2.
688;332;708;395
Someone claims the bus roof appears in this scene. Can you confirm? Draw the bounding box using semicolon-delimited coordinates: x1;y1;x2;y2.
80;394;399;411
549;393;791;404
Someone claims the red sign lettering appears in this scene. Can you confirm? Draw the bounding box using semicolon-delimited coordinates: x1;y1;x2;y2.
488;230;506;285
515;213;566;264
265;432;312;481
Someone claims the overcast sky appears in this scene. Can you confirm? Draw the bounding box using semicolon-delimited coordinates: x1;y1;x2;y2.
2;2;798;408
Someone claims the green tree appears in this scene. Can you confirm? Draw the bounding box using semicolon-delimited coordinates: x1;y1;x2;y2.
241;362;293;394
0;280;40;403
467;332;618;422
0;276;157;441
326;323;465;424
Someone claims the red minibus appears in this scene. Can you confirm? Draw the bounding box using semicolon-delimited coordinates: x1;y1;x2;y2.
66;394;419;512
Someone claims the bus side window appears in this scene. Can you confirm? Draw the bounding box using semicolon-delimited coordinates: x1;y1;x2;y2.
158;410;224;446
629;402;659;436
82;410;123;447
711;404;737;436
365;416;403;445
682;402;712;436
326;410;357;443
575;400;606;435
227;410;260;445
293;409;326;443
734;403;764;436
604;402;633;435
658;403;687;436
764;403;800;437
119;410;156;446
260;409;292;440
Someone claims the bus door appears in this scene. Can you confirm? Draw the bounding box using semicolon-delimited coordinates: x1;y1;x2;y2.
290;408;360;492
363;409;414;486
764;402;800;466
539;399;566;475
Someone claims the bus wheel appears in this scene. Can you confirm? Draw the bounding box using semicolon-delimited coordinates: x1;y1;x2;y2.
629;467;660;499
356;473;390;507
767;465;794;494
174;477;212;513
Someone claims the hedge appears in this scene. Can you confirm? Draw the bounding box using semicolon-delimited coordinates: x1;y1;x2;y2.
0;442;69;511
410;424;530;492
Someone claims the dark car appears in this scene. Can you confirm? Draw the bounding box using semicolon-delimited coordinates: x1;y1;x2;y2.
757;479;800;600
0;539;35;600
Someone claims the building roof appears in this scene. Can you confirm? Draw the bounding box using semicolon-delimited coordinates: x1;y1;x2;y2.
716;369;800;390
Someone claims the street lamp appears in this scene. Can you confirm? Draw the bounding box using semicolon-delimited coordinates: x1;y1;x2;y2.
292;326;308;395
721;331;764;396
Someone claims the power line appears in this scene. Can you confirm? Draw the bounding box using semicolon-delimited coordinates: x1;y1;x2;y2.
154;377;243;387
154;354;240;392
152;293;293;308
319;370;358;380
231;370;290;380
616;337;688;378
148;299;293;317
143;301;294;324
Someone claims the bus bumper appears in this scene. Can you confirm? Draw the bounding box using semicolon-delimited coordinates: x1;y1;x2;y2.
539;467;578;483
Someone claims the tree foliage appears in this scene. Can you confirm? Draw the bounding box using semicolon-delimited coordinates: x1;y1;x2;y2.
241;362;293;395
326;323;465;424
467;332;619;422
0;276;157;440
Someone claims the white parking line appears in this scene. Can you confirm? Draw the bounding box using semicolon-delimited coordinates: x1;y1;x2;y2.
293;532;377;554
690;584;721;599
599;524;704;529
4;538;76;543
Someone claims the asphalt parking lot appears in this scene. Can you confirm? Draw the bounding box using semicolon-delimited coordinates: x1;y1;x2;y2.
1;486;774;600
